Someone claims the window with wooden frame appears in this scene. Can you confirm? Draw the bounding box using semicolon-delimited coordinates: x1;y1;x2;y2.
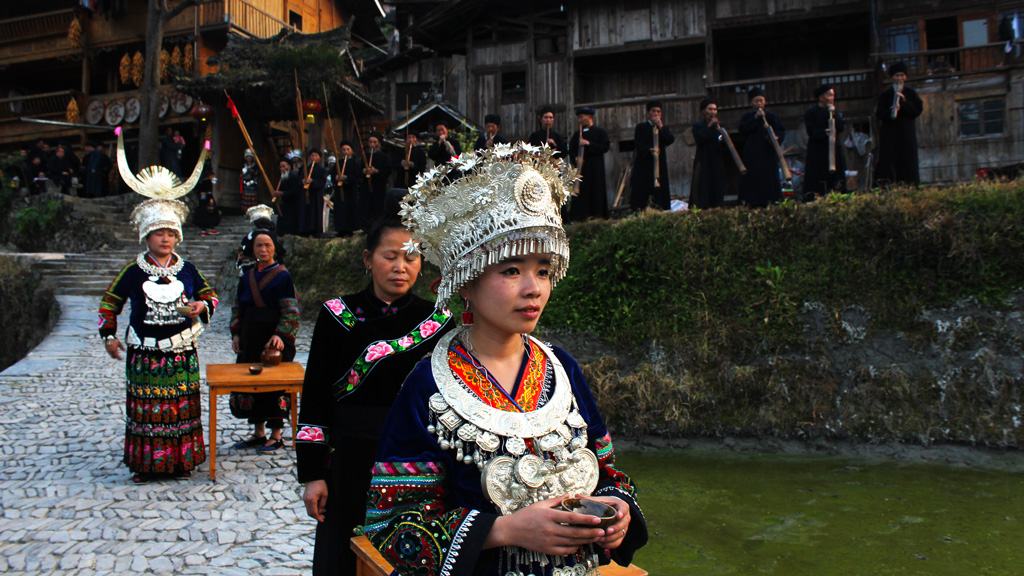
958;97;1005;138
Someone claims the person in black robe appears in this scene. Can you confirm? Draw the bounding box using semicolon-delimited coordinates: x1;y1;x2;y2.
631;100;676;211
193;166;221;235
567;107;611;221
804;84;847;201
274;154;304;236
689;98;726;210
297;219;454;576
302;148;327;237
738;87;786;207
158;127;182;177
355;132;393;231
46;145;74;194
473;113;510;151
229;230;298;452
874;62;923;188
333;140;360;237
396;131;427;188
427;120;462;166
82;142;112;198
527;106;567;157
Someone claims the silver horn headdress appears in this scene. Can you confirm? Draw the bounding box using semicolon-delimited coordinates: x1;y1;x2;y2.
116;126;210;243
400;142;576;308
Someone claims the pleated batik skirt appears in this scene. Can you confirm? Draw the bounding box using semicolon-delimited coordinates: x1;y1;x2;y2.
123;346;206;474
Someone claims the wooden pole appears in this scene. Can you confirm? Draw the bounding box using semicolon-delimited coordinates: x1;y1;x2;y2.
224;91;278;212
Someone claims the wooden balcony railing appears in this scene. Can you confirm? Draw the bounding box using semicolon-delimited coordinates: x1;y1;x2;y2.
879;42;1022;79
0;90;80;123
707;68;876;110
0;8;76;46
196;0;294;39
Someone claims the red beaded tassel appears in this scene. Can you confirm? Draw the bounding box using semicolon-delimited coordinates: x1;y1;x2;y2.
462;301;473;326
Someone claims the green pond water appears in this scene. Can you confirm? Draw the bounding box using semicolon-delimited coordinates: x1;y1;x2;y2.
618;450;1024;576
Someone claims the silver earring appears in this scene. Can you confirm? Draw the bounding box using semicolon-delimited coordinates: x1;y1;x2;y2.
365;268;372;277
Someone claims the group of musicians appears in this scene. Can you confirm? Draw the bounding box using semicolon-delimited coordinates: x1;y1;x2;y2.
268;61;919;232
692;61;921;209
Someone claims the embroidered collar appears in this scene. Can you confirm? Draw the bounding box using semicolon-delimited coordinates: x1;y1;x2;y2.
448;340;545;413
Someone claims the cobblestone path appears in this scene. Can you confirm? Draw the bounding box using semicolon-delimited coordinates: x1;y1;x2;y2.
0;295;318;575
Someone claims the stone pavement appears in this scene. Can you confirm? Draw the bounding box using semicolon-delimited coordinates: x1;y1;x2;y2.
0;295;319;575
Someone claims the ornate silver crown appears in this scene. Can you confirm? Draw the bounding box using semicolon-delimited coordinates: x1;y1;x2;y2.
400;142;576;308
246;204;275;223
115;126;210;243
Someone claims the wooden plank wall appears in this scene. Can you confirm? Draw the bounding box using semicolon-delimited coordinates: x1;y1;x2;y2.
713;0;862;20
915;73;1024;182
573;0;706;50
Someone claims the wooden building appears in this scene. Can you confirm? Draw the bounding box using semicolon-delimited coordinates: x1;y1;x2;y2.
0;0;385;207
371;0;1024;204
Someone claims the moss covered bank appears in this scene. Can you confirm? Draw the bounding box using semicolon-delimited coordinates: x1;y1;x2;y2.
285;182;1024;448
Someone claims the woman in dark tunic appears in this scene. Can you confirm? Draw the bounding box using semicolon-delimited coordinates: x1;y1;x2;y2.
229;230;299;451
689;98;725;209
297;218;454;576
99;126;217;485
738;88;786;207
804;84;847;201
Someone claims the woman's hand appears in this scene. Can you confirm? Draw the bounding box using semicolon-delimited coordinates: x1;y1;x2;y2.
231;335;241;355
485;496;606;556
266;335;284;351
302;480;329;522
588;496;631;549
184;301;206;319
104;338;125;360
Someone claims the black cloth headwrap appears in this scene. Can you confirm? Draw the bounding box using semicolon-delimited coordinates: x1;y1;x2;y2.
888;61;908;76
814;84;833;98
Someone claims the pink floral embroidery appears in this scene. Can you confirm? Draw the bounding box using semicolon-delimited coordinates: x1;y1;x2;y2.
348;369;359;385
365;342;395;362
297;426;325;442
420;320;441;338
325;299;346;315
397;335;415;348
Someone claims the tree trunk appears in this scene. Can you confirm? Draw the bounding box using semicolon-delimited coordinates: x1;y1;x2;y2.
138;0;166;169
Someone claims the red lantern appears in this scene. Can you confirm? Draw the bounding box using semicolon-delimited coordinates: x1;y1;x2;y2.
302;98;322;116
190;102;213;122
302;98;322;124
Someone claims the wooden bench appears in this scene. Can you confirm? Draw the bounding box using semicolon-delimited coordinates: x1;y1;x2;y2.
351;535;647;576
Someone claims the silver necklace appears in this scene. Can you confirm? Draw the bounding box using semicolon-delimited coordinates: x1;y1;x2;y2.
136;252;184;278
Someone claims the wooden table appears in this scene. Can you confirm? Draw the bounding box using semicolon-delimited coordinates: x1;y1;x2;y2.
205;362;305;481
350;535;647;576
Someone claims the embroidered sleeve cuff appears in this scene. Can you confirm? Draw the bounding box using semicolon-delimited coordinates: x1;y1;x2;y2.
439;510;495;576
594;486;648;566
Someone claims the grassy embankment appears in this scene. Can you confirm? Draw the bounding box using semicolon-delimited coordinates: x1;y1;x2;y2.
285;181;1024;447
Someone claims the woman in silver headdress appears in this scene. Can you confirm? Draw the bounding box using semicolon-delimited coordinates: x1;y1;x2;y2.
98;128;219;485
364;143;647;576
